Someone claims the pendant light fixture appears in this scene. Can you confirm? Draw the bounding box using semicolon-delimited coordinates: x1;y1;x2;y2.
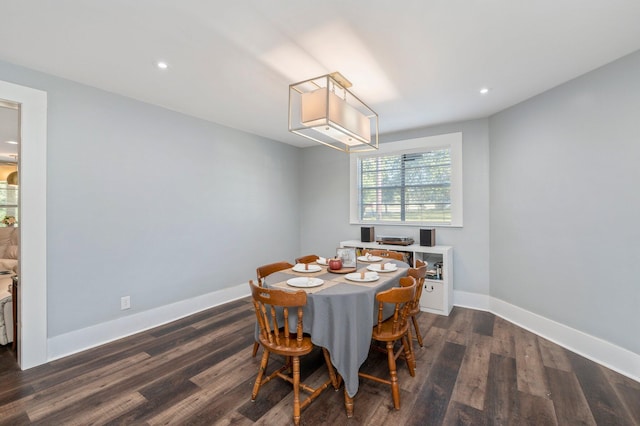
6;171;17;185
289;72;378;153
5;154;18;185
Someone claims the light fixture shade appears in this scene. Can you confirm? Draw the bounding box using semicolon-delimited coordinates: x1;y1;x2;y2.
289;73;378;153
6;171;18;185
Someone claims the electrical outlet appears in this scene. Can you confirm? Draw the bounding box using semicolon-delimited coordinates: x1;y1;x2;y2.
120;296;131;310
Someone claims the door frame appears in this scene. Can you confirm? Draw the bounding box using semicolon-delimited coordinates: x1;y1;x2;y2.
0;79;47;369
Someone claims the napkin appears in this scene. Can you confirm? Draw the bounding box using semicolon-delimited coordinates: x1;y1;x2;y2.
318;256;327;264
380;262;391;270
295;263;310;270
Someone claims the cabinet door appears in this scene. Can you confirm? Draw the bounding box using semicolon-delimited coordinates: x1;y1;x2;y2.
420;281;444;311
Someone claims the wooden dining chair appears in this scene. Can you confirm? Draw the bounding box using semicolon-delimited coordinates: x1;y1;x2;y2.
415;258;426;268
362;249;405;262
252;261;294;357
406;265;428;347
358;276;416;410
256;261;294;284
249;280;340;426
294;254;319;264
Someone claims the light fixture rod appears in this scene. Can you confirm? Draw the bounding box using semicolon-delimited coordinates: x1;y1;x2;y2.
329;72;352;88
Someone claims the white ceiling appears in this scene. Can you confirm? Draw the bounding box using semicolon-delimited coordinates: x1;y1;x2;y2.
1;1;640;149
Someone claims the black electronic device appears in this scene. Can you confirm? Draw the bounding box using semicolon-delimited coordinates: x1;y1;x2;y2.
376;236;414;246
361;226;375;242
420;228;436;246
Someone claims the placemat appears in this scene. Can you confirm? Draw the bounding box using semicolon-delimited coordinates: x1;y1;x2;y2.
332;267;406;287
272;278;341;294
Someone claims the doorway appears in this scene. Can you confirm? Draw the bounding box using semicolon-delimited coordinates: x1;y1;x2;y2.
0;100;19;364
0;79;47;369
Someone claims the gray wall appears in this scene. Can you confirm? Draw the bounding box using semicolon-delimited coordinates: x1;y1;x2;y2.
489;50;640;354
4;46;639;357
0;60;301;337
300;119;491;295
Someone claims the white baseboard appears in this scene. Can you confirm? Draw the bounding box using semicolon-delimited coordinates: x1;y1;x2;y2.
453;290;491;311
47;283;250;362
453;291;639;383
48;286;639;384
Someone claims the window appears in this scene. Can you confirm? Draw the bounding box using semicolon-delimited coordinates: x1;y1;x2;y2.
350;133;463;227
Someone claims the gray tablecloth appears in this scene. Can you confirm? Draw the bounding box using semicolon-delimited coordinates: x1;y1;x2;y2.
263;259;408;397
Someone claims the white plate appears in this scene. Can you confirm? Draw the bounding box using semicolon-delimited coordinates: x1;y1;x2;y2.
292;264;322;273
286;277;324;288
357;255;382;262
367;264;398;272
345;272;379;282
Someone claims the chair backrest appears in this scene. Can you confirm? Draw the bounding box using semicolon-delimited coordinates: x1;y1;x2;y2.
375;276;416;335
363;249;405;261
249;280;306;349
406;265;427;311
415;259;426;268
256;261;294;285
294;254;319;264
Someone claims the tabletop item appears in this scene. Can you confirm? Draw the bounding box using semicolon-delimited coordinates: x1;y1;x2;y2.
286;277;324;288
366;263;397;272
328;257;343;270
327;266;357;274
316;257;328;265
336;247;357;268
345;271;379;282
357;255;382;262
292;263;322;273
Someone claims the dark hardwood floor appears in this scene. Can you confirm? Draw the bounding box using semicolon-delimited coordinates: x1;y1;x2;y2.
0;299;638;425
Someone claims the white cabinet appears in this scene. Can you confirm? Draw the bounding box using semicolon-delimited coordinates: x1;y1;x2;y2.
339;240;453;316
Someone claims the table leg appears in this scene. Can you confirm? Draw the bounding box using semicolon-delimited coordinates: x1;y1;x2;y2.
344;388;354;418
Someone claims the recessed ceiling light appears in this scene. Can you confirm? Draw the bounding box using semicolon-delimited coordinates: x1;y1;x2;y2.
156;61;168;70
479;87;490;95
5;141;18;145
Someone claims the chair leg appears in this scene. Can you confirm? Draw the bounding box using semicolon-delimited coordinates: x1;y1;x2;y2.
344;388;354;418
252;349;270;401
321;348;341;390
292;356;301;426
411;315;424;347
404;326;417;371
252;341;260;357
386;341;401;410
401;335;416;377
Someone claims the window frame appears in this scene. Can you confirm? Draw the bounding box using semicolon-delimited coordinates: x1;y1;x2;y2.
349;132;463;227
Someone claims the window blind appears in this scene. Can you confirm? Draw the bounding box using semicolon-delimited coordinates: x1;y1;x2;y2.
359;148;452;223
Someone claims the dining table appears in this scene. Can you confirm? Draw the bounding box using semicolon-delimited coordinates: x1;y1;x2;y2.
262;257;409;417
